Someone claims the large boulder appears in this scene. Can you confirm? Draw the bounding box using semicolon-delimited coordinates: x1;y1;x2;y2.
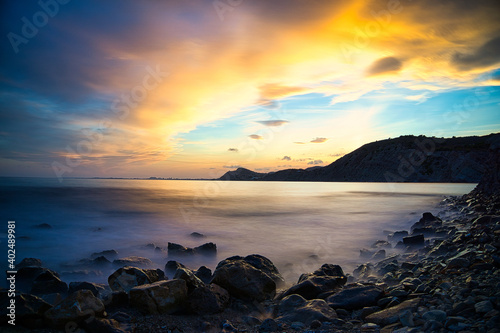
0;291;52;328
174;267;205;293
129;279;187;314
327;285;384;310
44;290;105;328
16;266;51;293
365;298;421;326
187;284;230;314
211;254;283;301
168;243;195;256
410;212;442;232
68;282;106;297
108;266;157;293
16;258;43;269
276;294;337;326
165;260;187;277
281;264;347;300
31;270;68;295
194;242;217;255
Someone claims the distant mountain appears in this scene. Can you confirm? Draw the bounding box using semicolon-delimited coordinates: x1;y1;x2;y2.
219;133;500;182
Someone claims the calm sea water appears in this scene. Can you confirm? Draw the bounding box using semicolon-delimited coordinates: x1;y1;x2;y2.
0;178;475;286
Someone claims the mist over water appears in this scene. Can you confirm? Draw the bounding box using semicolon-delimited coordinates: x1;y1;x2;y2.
1;178;475;285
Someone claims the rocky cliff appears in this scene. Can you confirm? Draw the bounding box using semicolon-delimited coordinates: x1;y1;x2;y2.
220;133;500;182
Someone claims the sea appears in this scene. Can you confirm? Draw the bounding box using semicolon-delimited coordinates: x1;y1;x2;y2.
0;178;475;286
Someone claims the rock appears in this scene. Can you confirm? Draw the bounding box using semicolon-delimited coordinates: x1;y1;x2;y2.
365;298;421;326
68;281;105;296
44;290;105;328
310;319;322;329
0;291;52;328
190;232;205;238
194;242;217;255
388;231;409;242
82;317;126;333
211;254;283;301
195;266;212;283
34;223;52;229
187;283;229;314
31;270;68;295
259;318;279;332
423;309;447;322
222;320;238;333
446;257;470;269
372;249;386;260
17;266;51;293
411;212;442;232
112;256;152;268
168;242;195;256
360;322;380;332
353;263;373;280
290;322;306;330
475;300;493;313
143;268;165;283
129;279;187;314
402;234;425;247
17;258;43;269
327;285;384;310
91;256;112;267
108;266;154;292
372;240;392;249
91;249;118;259
242;315;262;326
360;248;375;259
165;260;187;277
174;267;205;293
276;294;337;326
281;264;346;300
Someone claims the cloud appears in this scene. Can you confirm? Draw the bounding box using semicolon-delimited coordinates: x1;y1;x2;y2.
257;120;289;127
405;93;429;103
294;142;306;144
310;137;328;143
249;134;263;140
307;160;323;165
223;165;240;169
366;57;403;77
259;84;307;100
282;156;291;161
452;36;500;71
228;148;238;152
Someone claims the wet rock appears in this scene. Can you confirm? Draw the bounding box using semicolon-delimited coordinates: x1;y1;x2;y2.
372;240;392;249
403;234;425;247
112;256;152;268
327;285;384;310
475;300;493;313
17;258;43;269
83;317;126;333
108;266;155;292
91;255;112;267
168;242;195;256
259;318;279;332
16;266;51;293
446;257;470;269
174;267;205;293
187;283;229;314
190;232;205;238
0;291;52;328
372;249;386;260
360;248;375;259
276;294;337;326
31;270;68;295
195;266;212;284
44;290;105;328
211;254;283;301
422;309;447;322
281;264;347;300
68;281;105;296
365;298;421;326
194;242;217;255
388;231;409;242
91;249;118;259
129;279;188;314
165;260;187;277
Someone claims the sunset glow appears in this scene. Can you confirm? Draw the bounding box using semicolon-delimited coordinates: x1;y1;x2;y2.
1;0;499;178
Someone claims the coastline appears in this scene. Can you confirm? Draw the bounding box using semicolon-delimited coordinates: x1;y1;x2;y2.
2;187;499;332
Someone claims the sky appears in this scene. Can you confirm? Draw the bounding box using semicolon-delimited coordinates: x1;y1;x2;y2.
1;0;500;179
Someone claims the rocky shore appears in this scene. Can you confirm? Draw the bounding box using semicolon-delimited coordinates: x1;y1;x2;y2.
2;185;499;332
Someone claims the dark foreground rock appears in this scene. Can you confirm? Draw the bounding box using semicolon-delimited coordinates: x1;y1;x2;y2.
327;284;384;310
276;294;337;326
211;254;283;301
129;279;187;315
